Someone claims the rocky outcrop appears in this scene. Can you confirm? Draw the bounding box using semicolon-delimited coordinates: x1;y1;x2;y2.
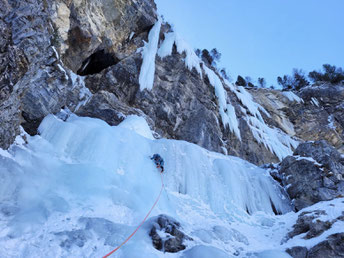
300;82;344;132
0;0;342;168
0;0;156;149
288;210;334;240
287;234;344;258
251;86;344;154
55;0;157;74
277;141;344;211
76;90;141;126
307;233;344;258
149;215;192;253
285;207;344;258
286;246;308;258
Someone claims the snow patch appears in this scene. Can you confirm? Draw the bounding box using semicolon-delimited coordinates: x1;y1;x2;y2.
294;155;322;166
51;46;59;59
0;148;12;159
327;115;336;130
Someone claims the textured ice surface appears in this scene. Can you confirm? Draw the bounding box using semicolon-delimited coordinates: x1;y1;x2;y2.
0;114;342;257
139;17;162;91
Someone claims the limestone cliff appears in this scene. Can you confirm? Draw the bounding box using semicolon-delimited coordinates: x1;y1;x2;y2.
1;0;343;167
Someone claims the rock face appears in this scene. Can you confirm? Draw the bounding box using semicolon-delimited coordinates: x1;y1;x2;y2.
278;141;344;211
0;0;343;168
300;83;344;133
251;86;344;154
55;0;157;73
0;0;300;164
285;207;344;258
0;0;156;148
307;233;344;258
149;215;192;253
287;234;344;258
288;210;333;240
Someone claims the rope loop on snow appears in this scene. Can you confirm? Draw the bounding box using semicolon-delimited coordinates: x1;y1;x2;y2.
103;172;164;258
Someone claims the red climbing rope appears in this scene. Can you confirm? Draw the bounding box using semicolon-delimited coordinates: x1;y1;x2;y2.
103;172;164;258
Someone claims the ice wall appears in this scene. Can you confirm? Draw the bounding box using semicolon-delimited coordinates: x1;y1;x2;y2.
0;114;292;257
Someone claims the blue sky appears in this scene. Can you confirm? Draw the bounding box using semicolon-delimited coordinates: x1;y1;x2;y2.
155;0;344;87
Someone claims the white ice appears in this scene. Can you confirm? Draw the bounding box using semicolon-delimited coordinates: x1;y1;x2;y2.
282;91;304;104
232;86;299;160
139;17;162;91
0;114;342;257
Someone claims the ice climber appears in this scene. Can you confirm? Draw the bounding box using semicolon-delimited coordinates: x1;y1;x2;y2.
151;154;164;173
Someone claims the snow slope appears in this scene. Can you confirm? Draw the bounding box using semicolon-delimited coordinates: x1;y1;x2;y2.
0;114;342;257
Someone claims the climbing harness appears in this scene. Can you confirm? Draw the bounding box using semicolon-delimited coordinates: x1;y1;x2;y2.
103;171;164;258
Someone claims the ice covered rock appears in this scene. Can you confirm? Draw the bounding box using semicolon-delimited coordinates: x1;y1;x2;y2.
0;114;293;256
293;140;344;176
285;199;344;258
149;214;192;253
300;83;344;137
286;233;344;258
307;233;344;258
251;86;344;154
76;91;142;126
287;210;333;240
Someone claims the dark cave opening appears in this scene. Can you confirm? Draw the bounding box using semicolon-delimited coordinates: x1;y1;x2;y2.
77;49;119;76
